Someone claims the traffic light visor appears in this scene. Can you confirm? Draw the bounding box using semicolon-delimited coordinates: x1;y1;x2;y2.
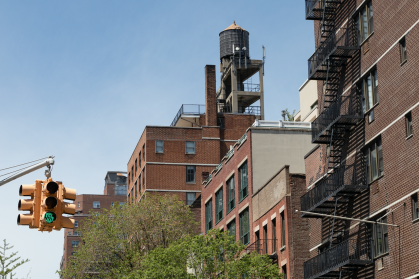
17;214;32;225
45;181;59;194
18;199;34;211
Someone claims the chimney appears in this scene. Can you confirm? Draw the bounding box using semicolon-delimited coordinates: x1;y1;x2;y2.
205;65;217;126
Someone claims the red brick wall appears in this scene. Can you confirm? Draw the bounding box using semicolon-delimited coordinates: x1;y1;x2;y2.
205;65;217;127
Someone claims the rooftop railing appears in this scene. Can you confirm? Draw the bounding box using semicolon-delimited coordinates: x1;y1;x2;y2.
303;238;373;279
252;120;312;129
171;104;205;126
217;104;261;116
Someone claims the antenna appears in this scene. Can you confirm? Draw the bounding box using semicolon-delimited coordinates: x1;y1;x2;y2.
262;45;266;76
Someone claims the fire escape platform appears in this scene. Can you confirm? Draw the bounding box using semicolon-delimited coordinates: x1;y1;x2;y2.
305;0;342;20
312;114;363;144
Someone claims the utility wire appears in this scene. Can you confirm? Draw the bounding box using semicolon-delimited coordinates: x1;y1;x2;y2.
0;163;41;178
0;157;50;172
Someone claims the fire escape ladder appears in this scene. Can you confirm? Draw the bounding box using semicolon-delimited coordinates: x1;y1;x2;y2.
320;0;336;40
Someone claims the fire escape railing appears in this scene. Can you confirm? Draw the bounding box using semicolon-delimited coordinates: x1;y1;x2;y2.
246;239;278;260
305;0;341;20
300;164;367;215
308;27;359;80
311;94;362;144
303;239;373;279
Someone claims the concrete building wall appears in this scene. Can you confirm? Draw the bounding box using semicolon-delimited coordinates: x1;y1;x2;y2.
295;80;318;122
251;128;314;193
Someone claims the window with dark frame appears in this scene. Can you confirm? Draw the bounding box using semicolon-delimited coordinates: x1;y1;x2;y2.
186;166;196;183
155;140;164;153
227;176;235;213
281;211;286;247
142;169;145;189
364;137;384;184
239;208;250;245
406;112;413;137
263;225;268;254
360;69;379;113
217;117;225;129
139;152;141;167
227;219;236;241
215;188;223;223
186;192;196;206
355;1;374;44
135;159;137;174
272;218;277;253
205;199;213;233
142;144;145;160
400;37;407;64
72;241;79;248
238;161;248;202
185;141;196;154
372;216;389;257
282;264;287;279
412;194;419;220
74;220;78;227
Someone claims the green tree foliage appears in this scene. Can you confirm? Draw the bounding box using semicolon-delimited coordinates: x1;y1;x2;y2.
283;108;296;121
0;239;29;279
135;229;283;279
59;195;198;279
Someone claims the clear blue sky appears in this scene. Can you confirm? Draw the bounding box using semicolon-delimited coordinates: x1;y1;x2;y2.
0;1;315;277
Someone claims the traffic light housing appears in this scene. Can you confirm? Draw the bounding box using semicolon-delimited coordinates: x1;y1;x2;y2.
39;178;76;232
17;180;43;228
17;178;76;232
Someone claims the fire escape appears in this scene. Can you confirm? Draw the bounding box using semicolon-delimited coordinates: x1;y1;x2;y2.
301;1;372;279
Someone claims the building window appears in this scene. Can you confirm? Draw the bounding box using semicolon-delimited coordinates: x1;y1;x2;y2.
142;144;145;160
142;169;145;188
239;161;248;202
155;140;164;153
139;152;141;167
373;216;389;257
406;112;413;137
217;117;225;129
412;194;419;220
78;202;80;208
281;211;286;247
205;199;213;233
74;221;78;228
355;1;374;44
263;225;268;253
215;188;223;224
185;141;195;154
360;69;379;113
186;166;196;183
400;37;407;64
186;192;196;206
364;137;384;183
119;202;125;206
282;264;287;279
135;159;137;174
239;208;249;245
227;219;236;241
71;241;79;248
93;201;100;209
226;176;235;213
111;202;114;207
272;218;277;253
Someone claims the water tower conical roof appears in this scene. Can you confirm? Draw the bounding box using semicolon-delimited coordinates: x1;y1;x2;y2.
223;21;246;31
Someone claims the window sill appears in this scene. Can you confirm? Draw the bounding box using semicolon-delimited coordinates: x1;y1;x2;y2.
374;252;389;260
239;194;248;204
364;102;379;116
360;32;374;47
280;245;286;252
406;134;413;140
185;153;196;155
368;174;384;186
400;60;407;66
412;218;419;224
227;207;235;215
186;182;196;185
215;218;224;225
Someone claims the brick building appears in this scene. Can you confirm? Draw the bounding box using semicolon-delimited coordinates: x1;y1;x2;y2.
301;0;419;278
126;22;265;208
60;171;127;272
201;120;314;278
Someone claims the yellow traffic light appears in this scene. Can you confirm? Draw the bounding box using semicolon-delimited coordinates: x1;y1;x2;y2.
39;178;76;232
17;180;42;228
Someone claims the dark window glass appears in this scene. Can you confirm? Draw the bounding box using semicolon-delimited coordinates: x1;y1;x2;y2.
272;219;277;253
263;225;268;254
215;188;223;223
217;117;225;129
400;38;407;63
227;176;235;213
373;216;389;257
139;152;141;167
406;112;413;137
281;211;286;247
364;137;384;183
412;194;419;220
186;166;196;183
356;1;374;44
135;159;137;174
186;192;196;206
227;219;236;241
239;161;248;201
205;199;213;233
239;208;249;245
142;144;145;160
283;264;287;279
